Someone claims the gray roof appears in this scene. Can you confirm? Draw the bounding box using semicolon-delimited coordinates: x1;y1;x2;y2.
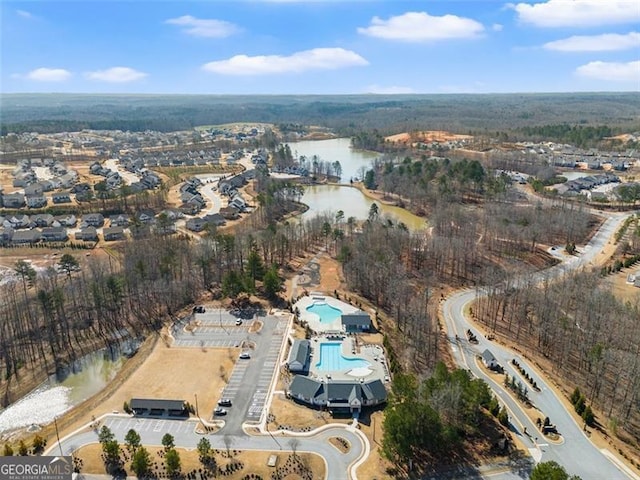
289;376;325;401
130;398;185;411
361;379;387;403
482;349;497;364
104;226;125;237
287;340;310;371
288;377;386;405
341;311;371;327
12;230;41;242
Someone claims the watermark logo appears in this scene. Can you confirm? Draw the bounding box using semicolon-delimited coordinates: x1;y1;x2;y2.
0;456;72;480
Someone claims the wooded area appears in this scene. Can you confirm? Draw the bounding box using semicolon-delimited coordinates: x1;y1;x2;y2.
475;269;640;444
2;92;638;136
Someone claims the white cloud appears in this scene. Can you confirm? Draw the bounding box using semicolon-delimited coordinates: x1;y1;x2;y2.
85;67;147;83
25;68;71;82
544;32;640;52
509;0;640;27
202;48;368;75
365;85;415;94
575;60;640;82
16;10;33;19
357;11;484;41
492;23;504;32
165;15;239;38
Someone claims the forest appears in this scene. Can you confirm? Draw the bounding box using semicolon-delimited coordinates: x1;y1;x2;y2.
2;92;639;136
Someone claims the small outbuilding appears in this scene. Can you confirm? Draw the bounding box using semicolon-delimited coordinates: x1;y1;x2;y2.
481;349;499;369
287;339;311;374
341;311;372;332
129;398;186;417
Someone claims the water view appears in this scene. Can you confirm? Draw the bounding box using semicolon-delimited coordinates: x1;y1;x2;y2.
287;137;379;182
301;185;427;231
0;351;124;435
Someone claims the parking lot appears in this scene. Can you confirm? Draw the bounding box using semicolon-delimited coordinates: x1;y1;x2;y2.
171;307;290;433
103;417;197;437
172;309;252;348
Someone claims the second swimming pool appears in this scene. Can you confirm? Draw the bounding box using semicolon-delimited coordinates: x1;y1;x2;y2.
315;342;370;371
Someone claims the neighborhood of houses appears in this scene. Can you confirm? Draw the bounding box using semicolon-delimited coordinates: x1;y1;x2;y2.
0;143;269;245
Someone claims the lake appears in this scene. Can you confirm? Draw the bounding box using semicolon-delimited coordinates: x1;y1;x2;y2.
287;137;379;182
288;138;426;230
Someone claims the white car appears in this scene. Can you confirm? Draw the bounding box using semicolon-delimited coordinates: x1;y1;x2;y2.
235;319;243;326
239;352;250;359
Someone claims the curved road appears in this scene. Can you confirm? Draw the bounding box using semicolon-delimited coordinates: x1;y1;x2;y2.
443;212;639;480
49;415;366;480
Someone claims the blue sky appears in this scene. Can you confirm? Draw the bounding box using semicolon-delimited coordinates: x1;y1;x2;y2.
1;0;639;94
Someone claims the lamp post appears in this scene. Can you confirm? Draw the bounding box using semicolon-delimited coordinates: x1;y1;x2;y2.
54;416;63;456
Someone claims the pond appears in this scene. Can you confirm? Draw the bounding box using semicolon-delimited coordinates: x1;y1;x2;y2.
0;348;126;436
287;137;379;182
301;185;427;231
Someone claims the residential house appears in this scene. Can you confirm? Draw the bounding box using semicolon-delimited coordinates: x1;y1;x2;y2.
179;203;200;215
75;226;98;242
41;227;68;242
6;214;31;229
141;171;161;189
56;214;77;227
52;194;72;204
202;213;226;227
24;183;44;196
219;206;240;220
13;171;36;187
59;172;78;188
26;194;47;208
229;194;247;211
109;214;130;227
0;227;14;243
11;229;41;244
103;226;125;241
31;214;55;227
185;217;207;232
82;213;105;227
136;210;156;224
2;193;26;208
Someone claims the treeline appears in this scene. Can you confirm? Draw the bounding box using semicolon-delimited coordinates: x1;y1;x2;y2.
474;270;640;443
514;124;615;148
3;92;639;135
382;363;493;467
0;208;345;405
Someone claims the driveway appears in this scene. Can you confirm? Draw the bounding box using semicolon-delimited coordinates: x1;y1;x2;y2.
443;211;638;480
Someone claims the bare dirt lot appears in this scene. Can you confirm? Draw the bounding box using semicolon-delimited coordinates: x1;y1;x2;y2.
605;266;640;304
385;130;473;144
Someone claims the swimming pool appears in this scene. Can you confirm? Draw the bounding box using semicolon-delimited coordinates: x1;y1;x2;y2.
306;302;342;324
315;342;370;371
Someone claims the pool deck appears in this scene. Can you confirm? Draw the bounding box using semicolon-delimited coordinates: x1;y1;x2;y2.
294;294;360;333
306;335;389;383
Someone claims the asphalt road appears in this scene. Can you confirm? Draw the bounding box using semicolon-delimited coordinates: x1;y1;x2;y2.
443;211;639;480
51;415;365;480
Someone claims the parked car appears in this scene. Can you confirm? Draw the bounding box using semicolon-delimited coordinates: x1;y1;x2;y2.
214;407;227;416
193;305;206;314
235;319;243;326
239;352;251;359
218;399;232;407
